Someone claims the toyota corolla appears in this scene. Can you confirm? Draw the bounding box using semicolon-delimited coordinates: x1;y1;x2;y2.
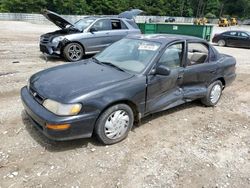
21;34;236;145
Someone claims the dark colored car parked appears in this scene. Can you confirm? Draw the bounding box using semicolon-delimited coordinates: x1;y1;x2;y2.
212;30;250;48
165;17;176;23
21;34;236;145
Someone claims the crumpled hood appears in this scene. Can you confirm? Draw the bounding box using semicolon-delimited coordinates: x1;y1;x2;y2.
30;59;133;103
42;9;78;30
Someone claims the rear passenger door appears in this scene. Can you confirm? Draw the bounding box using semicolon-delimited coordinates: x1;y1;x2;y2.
224;31;238;46
108;19;129;43
181;42;218;100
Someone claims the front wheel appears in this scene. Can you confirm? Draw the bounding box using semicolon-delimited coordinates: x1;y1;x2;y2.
218;39;226;47
201;80;223;107
63;43;84;62
95;104;134;145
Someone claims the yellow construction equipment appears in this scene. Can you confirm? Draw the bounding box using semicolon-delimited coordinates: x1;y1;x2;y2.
194;17;208;25
230;18;238;26
218;18;230;27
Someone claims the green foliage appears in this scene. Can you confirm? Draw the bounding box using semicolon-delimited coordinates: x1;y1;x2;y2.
205;12;217;18
0;0;249;18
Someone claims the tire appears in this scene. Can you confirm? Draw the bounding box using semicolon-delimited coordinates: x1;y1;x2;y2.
95;104;134;145
63;43;84;62
201;80;223;107
218;39;226;47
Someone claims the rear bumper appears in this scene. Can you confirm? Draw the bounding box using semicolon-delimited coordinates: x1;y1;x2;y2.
21;87;98;141
225;73;236;87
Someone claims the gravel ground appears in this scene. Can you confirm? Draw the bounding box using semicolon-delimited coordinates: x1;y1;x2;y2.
0;21;249;188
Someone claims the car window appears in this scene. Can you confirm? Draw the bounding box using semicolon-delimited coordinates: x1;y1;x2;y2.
91;19;111;31
229;31;237;36
95;38;161;74
238;32;248;37
158;43;183;69
187;43;209;66
111;19;128;30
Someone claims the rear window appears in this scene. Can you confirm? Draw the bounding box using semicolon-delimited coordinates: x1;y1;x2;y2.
111;19;128;30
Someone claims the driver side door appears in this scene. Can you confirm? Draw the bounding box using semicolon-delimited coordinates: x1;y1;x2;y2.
146;42;185;114
81;19;112;53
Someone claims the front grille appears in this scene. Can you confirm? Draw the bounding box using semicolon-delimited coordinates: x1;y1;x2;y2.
40;36;50;44
29;87;44;104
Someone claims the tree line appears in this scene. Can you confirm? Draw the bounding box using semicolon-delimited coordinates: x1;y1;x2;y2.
0;0;250;18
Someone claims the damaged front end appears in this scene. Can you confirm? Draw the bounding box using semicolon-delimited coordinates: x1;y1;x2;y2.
39;29;78;56
40;35;66;55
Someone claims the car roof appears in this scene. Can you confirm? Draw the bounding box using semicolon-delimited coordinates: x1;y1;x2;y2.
79;16;130;21
223;30;248;33
126;34;206;45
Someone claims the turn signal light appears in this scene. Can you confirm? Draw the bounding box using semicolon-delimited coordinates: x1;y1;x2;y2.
46;124;71;130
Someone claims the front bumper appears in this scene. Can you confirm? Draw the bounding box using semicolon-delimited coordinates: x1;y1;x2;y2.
40;42;61;55
21;87;98;141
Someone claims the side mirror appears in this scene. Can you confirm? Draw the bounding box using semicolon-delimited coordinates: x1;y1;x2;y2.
89;27;97;33
152;65;171;76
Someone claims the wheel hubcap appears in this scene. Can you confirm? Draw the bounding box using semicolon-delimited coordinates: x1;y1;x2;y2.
68;44;82;60
218;40;225;46
210;84;222;104
104;110;130;139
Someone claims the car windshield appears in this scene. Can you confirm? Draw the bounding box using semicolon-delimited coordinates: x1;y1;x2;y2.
95;38;161;74
74;18;96;31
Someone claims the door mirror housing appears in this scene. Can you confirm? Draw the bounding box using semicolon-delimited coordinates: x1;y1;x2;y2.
153;65;171;76
89;27;97;33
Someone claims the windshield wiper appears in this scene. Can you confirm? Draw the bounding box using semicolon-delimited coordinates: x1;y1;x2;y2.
92;57;102;64
92;57;125;72
101;62;125;72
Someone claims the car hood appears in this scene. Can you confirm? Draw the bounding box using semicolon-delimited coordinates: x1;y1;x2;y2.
42;9;79;31
30;59;133;103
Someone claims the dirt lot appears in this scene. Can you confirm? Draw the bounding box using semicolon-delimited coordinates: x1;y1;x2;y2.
0;21;249;188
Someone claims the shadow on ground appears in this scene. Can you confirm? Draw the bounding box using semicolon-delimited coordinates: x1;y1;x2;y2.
22;100;204;152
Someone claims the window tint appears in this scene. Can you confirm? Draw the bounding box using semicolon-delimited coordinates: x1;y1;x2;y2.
229;31;237;36
111;19;128;30
91;19;111;31
239;32;248;37
187;43;209;66
158;43;183;69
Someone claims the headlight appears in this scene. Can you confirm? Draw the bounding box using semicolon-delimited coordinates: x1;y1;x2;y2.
43;99;82;116
52;36;64;43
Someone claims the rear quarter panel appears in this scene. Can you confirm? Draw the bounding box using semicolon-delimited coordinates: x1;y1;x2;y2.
215;54;236;86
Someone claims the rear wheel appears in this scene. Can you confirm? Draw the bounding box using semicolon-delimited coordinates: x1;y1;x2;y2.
201;80;223;107
218;39;226;47
95;104;134;145
63;43;84;62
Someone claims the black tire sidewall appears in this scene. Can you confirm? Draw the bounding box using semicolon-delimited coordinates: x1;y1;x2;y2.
63;43;84;62
95;104;134;145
